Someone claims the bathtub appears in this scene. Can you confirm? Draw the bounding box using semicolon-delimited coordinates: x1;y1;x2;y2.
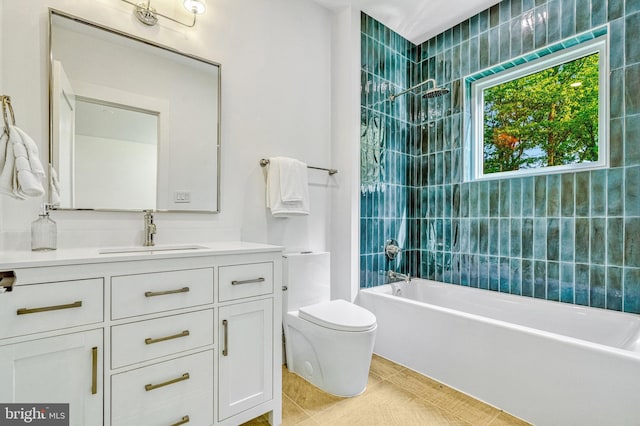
357;279;640;426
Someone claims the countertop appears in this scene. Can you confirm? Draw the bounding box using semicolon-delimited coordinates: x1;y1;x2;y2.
0;241;283;269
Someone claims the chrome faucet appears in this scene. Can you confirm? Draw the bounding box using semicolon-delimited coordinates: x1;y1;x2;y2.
143;211;156;246
387;270;411;282
387;270;411;296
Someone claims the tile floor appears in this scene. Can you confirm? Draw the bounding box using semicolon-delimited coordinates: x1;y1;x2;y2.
242;355;531;426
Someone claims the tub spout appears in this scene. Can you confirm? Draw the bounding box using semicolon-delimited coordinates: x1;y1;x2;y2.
387;270;410;296
387;270;411;283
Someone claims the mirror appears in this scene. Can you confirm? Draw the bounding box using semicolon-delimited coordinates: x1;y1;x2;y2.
49;9;220;212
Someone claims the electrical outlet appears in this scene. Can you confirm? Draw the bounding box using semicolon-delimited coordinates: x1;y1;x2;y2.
174;191;191;203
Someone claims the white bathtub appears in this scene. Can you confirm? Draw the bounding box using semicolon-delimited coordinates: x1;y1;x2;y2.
357;279;640;426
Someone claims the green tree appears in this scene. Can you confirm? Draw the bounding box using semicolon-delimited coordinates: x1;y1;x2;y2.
483;52;599;174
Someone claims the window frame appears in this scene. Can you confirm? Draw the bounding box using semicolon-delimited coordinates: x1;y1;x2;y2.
465;34;609;182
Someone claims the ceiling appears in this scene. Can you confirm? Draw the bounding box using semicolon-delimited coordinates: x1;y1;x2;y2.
76;99;157;145
313;0;501;45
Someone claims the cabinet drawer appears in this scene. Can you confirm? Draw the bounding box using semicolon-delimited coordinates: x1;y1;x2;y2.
0;278;103;339
111;268;213;320
111;309;214;369
111;350;213;426
218;262;273;302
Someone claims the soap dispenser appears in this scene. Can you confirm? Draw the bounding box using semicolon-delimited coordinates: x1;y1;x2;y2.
31;203;57;251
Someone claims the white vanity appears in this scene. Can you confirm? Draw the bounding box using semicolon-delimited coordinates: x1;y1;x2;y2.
0;242;282;426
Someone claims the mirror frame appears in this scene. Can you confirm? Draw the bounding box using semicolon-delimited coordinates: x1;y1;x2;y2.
48;8;221;213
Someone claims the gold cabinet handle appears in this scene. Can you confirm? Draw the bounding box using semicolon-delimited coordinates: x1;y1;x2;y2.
231;277;265;285
17;300;82;315
170;415;190;426
145;373;190;391
91;346;98;395
144;287;190;297
222;319;228;356
145;330;190;345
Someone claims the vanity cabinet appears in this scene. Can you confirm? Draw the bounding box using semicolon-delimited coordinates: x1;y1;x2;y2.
0;243;282;426
0;329;103;426
111;350;214;426
218;299;273;421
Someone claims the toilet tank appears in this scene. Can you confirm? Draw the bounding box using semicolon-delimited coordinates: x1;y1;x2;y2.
283;252;330;313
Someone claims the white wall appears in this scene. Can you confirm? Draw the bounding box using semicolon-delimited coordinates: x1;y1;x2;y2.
0;0;3;236
329;6;361;301
0;0;334;253
74;135;157;210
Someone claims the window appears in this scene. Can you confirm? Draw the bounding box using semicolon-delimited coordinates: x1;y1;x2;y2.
466;33;609;181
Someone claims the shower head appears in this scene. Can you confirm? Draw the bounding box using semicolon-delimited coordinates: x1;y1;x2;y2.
422;86;450;98
389;78;449;101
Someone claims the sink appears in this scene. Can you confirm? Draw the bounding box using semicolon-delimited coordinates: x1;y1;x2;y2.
99;244;208;254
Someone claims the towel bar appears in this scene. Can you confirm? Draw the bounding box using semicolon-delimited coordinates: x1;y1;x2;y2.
260;158;338;175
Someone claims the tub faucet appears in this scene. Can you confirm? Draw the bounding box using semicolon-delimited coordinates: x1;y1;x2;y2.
387;270;410;296
387;270;411;283
143;210;156;246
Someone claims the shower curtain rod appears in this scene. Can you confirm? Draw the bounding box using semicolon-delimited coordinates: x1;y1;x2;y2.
259;158;338;175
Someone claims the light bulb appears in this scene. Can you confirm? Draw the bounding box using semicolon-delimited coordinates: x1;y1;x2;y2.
184;0;205;14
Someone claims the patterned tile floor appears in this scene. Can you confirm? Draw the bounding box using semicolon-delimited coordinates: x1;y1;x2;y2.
242;354;530;426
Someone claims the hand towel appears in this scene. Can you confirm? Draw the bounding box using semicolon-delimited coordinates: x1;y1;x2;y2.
0;125;45;199
266;156;310;217
278;157;307;202
0;131;8;177
0;130;20;198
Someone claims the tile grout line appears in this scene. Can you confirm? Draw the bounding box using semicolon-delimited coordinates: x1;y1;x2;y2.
281;393;315;425
385;366;509;426
281;386;334;423
389;378;476;426
484;410;503;426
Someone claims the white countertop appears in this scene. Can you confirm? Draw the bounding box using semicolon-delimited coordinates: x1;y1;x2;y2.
0;241;283;269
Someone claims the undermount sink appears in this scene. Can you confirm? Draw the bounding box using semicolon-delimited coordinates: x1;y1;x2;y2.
99;244;208;254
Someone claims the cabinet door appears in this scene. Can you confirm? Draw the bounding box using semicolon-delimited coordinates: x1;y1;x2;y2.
218;299;273;421
0;329;103;426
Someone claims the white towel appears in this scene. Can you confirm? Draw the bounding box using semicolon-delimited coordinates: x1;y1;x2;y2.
0;129;21;199
0;125;45;199
266;157;310;217
0;131;9;191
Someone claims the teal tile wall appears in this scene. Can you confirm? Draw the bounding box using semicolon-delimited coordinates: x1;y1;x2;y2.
360;15;420;286
360;0;640;314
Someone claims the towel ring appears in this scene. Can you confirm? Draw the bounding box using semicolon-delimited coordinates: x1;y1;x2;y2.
1;95;16;136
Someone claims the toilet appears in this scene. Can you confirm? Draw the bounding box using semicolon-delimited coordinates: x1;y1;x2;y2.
283;252;377;397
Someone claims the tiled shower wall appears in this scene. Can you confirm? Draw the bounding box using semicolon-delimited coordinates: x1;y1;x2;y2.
360;0;640;314
360;18;420;287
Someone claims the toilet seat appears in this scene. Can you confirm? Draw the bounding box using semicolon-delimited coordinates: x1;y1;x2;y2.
298;299;377;332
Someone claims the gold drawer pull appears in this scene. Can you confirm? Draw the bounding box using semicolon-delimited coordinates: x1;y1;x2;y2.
91;347;98;395
144;287;190;297
16;300;82;315
145;372;190;391
222;319;228;356
170;415;190;426
145;330;190;345
231;277;265;285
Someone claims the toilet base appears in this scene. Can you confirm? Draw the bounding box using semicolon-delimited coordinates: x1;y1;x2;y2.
284;312;376;397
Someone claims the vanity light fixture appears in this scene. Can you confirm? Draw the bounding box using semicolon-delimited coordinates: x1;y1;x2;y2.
121;0;206;28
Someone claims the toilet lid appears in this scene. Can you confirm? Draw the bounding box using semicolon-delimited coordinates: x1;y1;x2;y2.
298;299;377;332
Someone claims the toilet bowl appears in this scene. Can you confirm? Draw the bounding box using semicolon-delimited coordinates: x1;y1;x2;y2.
283;252;377;397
